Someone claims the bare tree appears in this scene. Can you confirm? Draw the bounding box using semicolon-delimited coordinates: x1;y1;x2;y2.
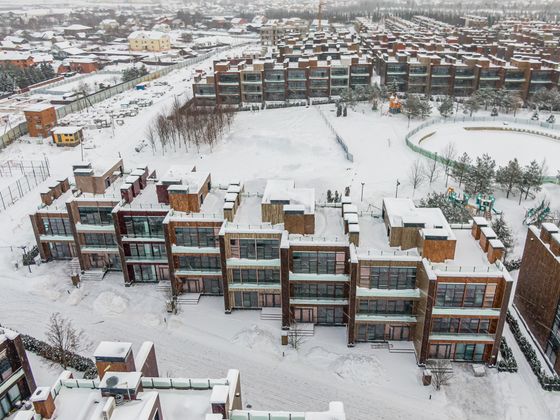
288;322;307;350
426;360;454;391
45;312;85;370
408;159;425;196
145;125;157;155
441;142;457;187
423;158;440;185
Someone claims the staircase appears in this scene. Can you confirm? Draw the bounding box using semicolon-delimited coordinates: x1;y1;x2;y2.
260;307;282;320
156;282;172;294
388;341;416;354
79;269;105;281
176;293;201;305
69;258;81;275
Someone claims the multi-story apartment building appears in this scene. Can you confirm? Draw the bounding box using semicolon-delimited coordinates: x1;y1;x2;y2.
515;223;560;374
13;339;345;420
193;31;373;106
29;163;511;364
259;18;309;45
128;30;171;52
1;328;36;418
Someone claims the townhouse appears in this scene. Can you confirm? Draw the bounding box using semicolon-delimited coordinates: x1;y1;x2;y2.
29;162;511;364
514;223;560;374
13;340;344;420
128;31;171;52
193;31;373;106
0;328;36;418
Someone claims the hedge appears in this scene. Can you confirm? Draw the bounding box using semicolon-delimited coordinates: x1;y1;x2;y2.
497;336;518;372
506;311;560;391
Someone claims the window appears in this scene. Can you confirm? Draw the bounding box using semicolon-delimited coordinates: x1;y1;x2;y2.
175;227;218;247
42;217;72;236
124;216;164;238
133;265;158;282
83;233;117;248
49;243;73;259
432;318;491;334
317;307;344;324
357;299;413;315
128;243;166;260
78;206;113;225
436;284;465;307
231;269;280;284
233;292;258;308
463;284;486;307
357;323;386;341
292;251;345;274
178;255;220;271
364;266;416;289
237;239;279;260
455;343;486;361
429;343;452;359
292;283;346;299
0;350;13;381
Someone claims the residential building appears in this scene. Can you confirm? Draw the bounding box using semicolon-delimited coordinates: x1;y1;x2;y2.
0;51;34;69
13;340;345;420
23;103;57;138
51;126;83;147
128;31;171;52
0;328;36;418
514;223;560;374
29;163;511;364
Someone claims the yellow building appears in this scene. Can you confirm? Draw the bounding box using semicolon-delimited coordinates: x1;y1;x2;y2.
51;126;83;147
128;31;171;52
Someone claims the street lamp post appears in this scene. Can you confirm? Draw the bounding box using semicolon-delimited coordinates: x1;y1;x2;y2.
361;182;365;202
395;179;401;198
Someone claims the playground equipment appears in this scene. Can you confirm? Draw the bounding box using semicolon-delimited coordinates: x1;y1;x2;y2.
524;199;551;225
447;187;470;206
491;107;498;117
547;114;556;124
475;193;500;218
389;95;402;114
531;111;539;121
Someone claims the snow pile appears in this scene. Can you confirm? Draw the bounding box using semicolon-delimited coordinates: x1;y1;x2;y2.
93;291;129;316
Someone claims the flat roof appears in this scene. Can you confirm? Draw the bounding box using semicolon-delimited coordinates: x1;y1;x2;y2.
23;102;54;112
262;179;315;214
52;126;82;135
94;341;132;359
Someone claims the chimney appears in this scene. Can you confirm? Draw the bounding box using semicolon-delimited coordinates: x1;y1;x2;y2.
30;387;56;419
349;223;360;247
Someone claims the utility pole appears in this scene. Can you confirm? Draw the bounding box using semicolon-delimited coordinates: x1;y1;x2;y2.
395;179;401;198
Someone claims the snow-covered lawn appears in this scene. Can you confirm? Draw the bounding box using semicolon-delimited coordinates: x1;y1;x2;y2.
411;121;560;173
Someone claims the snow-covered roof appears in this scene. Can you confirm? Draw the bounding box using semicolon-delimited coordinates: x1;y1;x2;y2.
128;30;170;41
52;126;82;135
262;179;315;214
23;102;53;112
94;341;132;359
64;24;92;31
159;166;209;193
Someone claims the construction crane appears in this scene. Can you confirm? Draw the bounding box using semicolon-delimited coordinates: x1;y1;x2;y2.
317;0;326;32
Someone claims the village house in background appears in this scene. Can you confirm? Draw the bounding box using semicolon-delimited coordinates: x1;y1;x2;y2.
128;31;171;52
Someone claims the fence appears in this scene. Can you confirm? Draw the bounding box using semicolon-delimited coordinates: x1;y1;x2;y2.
0;158;51;212
317;108;354;162
0;42;255;150
29;70;123;95
405;115;559;184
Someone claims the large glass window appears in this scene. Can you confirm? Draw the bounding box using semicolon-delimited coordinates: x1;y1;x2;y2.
175;227;218;247
78;206;113;225
292;251;345;274
364;266;416;289
436;283;492;307
436;284;465;307
454;343;486;361
83;233;116;248
235;238;279;260
234;291;258;308
123;216;164;238
357;299;413;315
133;265;158;282
231;269;280;284
128;243;166;259
317;307;344;324
292;283;346;299
0;350;13;381
178;255;220;271
42;217;72;236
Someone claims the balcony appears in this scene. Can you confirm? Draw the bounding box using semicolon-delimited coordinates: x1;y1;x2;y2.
171;245;220;255
226;258;281;268
409;72;428;77
356;287;421;299
39;234;74;242
217;81;240;86
479;75;500;81
387;71;407;76
195;93;216;98
175;269;221;277
80;246;119;253
355;314;417;323
429;333;495;343
75;223;115;233
228;283;281;291
431;307;501;317
290;298;349;305
504;77;525;82
126;256;167;264
289;273;349;282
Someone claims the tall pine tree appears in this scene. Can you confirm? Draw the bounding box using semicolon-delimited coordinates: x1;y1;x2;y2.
495;158;522;198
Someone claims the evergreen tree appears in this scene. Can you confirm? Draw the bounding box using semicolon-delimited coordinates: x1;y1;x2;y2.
492;215;514;253
419;192;471;223
463;95;482;116
495;158;522;198
438;96;454;117
327;189;333;203
39;63;55;80
403;94;422;121
522;160;544;200
452;152;472;186
464;154;496;194
419;96;432;119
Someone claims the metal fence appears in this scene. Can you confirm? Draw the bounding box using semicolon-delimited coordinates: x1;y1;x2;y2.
317;108;354;162
0;158;51;211
0;42;255;150
405;115;559;183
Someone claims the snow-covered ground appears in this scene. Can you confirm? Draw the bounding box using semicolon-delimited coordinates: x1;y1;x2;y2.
411;121;560;173
39;73;122;95
0;50;560;418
